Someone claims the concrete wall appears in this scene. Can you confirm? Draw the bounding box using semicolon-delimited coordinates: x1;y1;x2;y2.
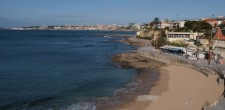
137;47;215;76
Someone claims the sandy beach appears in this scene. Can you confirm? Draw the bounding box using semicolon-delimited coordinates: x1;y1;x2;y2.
120;64;223;110
148;65;223;110
118;37;224;110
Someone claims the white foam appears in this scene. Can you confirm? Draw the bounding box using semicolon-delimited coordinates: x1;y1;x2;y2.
114;88;125;96
62;102;96;110
104;36;111;38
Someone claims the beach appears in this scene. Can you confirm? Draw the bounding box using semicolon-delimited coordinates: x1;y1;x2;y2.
117;37;224;110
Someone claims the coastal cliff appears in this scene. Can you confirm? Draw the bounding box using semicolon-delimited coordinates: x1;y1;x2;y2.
136;30;161;40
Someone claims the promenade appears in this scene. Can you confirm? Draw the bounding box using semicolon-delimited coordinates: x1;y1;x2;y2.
138;46;225;78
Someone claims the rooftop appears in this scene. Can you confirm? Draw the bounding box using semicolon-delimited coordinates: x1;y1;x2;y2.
214;28;225;40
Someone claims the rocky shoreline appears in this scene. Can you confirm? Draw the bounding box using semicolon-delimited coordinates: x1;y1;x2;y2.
92;37;166;110
98;37;166;110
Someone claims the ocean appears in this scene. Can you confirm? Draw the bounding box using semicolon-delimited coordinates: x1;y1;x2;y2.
0;30;138;110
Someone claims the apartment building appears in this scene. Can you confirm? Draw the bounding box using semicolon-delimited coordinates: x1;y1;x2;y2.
213;27;225;58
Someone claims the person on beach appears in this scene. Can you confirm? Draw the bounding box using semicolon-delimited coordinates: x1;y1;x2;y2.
217;76;220;84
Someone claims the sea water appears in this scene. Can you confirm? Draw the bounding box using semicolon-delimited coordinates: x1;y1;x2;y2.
0;30;137;110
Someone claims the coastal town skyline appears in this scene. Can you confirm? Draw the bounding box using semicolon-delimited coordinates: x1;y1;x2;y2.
0;0;225;28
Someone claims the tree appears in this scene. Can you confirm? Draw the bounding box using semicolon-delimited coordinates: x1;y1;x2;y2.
153;17;160;29
153;30;167;48
174;27;189;32
153;17;160;24
164;27;170;30
165;19;169;23
198;21;212;31
219;23;225;29
184;20;211;32
185;21;193;29
149;22;154;29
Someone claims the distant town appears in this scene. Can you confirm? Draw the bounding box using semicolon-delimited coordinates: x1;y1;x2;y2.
10;24;131;31
9;16;225;31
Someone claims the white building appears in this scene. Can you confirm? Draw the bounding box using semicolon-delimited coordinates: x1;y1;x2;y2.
178;21;186;28
212;28;225;58
54;26;62;30
167;32;204;42
169;21;186;29
161;21;171;29
160;20;186;29
133;24;141;29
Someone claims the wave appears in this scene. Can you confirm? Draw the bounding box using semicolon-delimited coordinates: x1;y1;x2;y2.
27;96;54;107
0;96;55;110
1;68;158;110
113;88;125;96
103;36;111;38
61;102;96;110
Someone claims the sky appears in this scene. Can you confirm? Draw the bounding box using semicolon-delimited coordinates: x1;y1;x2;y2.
0;0;225;28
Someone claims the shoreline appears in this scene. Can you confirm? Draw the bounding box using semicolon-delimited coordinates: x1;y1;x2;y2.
97;37;166;110
94;52;165;110
89;36;165;110
112;37;167;110
116;37;224;110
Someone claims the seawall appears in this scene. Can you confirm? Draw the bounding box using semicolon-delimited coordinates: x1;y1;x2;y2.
137;47;216;77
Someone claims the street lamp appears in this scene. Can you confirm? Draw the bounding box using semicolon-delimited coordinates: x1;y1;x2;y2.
208;32;213;65
197;47;199;60
196;37;201;60
186;44;188;59
208;15;214;65
208;42;212;65
216;27;220;63
184;39;189;59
